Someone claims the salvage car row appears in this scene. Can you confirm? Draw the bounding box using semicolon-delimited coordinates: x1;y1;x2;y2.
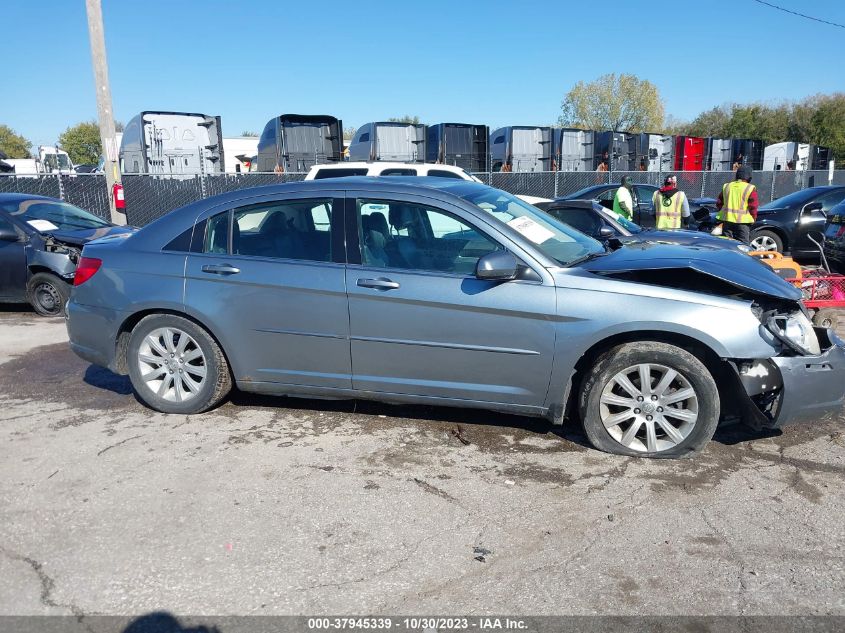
59;176;845;459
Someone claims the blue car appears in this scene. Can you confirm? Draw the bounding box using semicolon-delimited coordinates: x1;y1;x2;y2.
66;178;845;458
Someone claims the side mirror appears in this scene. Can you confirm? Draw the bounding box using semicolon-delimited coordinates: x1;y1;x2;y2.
598;225;615;239
692;207;711;222
0;227;19;242
475;250;518;281
803;201;823;214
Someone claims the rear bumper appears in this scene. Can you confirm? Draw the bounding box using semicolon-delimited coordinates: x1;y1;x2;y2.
771;329;845;427
66;301;122;372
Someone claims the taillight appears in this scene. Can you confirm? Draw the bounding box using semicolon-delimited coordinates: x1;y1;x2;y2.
73;257;102;286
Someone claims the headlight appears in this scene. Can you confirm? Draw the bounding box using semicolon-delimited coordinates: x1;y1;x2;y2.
766;311;821;355
736;244;752;253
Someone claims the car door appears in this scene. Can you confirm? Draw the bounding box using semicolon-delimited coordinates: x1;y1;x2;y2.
795;189;845;253
345;193;556;407
633;185;656;227
0;214;27;300
183;191;352;389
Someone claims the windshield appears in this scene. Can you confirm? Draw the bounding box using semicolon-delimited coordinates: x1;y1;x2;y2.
599;208;642;234
761;188;819;210
1;199;111;231
459;189;604;266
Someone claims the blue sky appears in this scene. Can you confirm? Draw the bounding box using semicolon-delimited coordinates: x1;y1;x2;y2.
5;0;845;147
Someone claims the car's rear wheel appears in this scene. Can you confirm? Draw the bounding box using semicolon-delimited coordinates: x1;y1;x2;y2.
127;314;231;414
579;342;720;458
750;229;784;253
26;272;70;317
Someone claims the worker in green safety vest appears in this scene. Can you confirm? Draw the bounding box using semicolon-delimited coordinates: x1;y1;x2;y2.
651;175;690;229
612;176;634;220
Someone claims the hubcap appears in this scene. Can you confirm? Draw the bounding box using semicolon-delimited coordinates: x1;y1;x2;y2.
750;235;778;251
35;283;61;314
599;363;699;453
137;327;207;403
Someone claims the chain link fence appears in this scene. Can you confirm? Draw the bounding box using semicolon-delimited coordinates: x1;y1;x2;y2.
1;169;843;227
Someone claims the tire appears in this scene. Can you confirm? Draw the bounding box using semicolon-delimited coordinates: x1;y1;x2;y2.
750;229;784;253
127;314;232;414
579;342;720;459
26;272;70;317
812;308;844;330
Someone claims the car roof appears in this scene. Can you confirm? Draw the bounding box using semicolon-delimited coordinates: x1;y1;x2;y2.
0;193;61;203
310;161;466;172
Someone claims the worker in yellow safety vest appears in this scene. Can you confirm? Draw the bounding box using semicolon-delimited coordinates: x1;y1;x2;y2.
612;176;634;220
651;175;690;229
716;166;758;244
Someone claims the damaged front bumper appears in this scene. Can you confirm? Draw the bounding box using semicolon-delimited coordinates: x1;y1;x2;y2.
732;327;845;429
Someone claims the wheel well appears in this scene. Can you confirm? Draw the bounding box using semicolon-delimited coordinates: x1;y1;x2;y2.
564;330;732;424
27;265;61;278
113;309;231;375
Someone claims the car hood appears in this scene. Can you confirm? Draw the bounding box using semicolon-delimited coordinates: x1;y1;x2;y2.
578;242;803;301
623;229;743;251
44;225;135;246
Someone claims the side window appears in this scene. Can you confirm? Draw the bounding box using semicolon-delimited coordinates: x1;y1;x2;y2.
358;199;500;275
817;190;845;213
493;136;504;144
358;132;370;143
231;198;333;262
550;208;603;237
597;188;615;202
0;216;14;233
428;170;463;179
633;185;652;206
380;168;417;176
204;212;230;254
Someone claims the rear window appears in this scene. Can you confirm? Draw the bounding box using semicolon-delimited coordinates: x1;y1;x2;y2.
313;168;368;180
428;170;463;179
380;168;417;176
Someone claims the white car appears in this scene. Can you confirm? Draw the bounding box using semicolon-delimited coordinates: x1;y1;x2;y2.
305;162;550;205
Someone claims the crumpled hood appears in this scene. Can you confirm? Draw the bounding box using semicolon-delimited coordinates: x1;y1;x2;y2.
622;229;743;251
45;225;135;246
579;241;803;301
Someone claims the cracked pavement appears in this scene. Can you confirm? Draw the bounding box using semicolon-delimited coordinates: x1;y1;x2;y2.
1;307;845;616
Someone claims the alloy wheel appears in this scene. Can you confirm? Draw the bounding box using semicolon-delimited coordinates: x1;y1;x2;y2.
750;235;779;251
136;327;207;402
599;363;699;453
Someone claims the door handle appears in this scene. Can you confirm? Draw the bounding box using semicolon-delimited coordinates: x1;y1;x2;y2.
201;263;240;275
357;277;400;290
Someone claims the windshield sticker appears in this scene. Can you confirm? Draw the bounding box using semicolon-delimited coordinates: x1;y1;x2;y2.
507;216;555;244
26;219;59;232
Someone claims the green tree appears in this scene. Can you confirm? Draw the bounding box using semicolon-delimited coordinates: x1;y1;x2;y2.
114;120;124;133
343;126;357;140
0;124;32;158
241;130;259;137
58;121;102;165
387;115;421;124
559;73;665;132
810;94;845;162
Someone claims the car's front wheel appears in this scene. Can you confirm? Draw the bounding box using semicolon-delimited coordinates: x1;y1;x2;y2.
750;229;784;253
579;342;720;458
127;314;232;414
26;272;70;317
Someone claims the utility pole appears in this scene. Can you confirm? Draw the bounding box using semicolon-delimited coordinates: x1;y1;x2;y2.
85;0;125;225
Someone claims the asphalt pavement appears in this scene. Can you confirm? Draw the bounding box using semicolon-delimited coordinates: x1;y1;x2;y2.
1;307;844;617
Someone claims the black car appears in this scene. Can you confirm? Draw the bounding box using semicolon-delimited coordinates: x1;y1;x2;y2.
824;200;845;272
751;186;845;256
535;199;749;253
561;183;715;229
0;193;133;316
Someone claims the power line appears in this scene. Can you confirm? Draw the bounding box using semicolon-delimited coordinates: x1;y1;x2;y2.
750;0;845;29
